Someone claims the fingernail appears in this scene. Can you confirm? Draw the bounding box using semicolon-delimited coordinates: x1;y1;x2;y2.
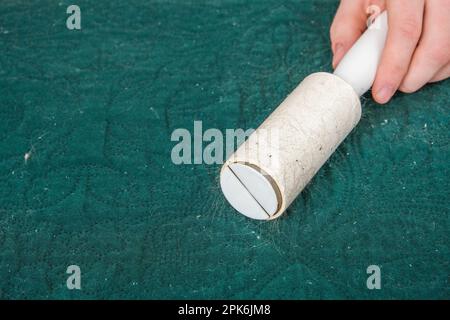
334;43;344;56
332;43;344;68
375;85;394;104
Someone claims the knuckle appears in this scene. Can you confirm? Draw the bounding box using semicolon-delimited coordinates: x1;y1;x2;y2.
428;50;448;66
387;61;406;77
426;45;450;66
329;22;339;40
397;16;422;40
329;25;337;41
329;19;345;39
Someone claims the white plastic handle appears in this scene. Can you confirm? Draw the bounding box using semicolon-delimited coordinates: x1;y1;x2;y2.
334;11;388;96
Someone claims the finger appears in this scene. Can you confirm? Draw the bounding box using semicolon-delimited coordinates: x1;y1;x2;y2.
400;0;450;93
372;0;425;104
330;0;367;69
430;62;450;83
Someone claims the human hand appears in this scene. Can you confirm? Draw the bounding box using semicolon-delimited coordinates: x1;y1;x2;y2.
330;0;450;104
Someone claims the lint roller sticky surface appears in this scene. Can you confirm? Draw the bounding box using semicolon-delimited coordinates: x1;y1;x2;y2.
220;12;388;220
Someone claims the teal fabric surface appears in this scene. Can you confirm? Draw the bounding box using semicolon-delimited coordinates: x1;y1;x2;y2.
0;0;448;299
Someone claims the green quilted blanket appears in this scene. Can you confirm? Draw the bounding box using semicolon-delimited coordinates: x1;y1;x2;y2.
0;0;448;299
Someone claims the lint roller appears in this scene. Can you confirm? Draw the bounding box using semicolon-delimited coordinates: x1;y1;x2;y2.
220;12;388;220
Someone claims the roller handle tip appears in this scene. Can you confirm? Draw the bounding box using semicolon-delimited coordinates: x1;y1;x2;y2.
333;11;388;96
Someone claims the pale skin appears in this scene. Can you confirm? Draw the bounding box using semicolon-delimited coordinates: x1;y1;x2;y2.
330;0;450;104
